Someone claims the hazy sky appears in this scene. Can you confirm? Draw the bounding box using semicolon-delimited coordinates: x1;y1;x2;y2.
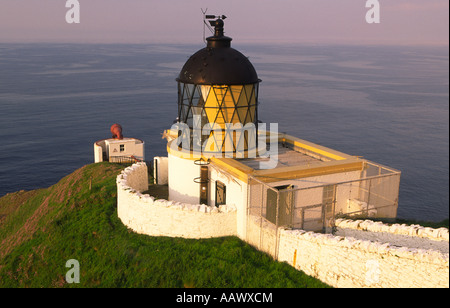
0;0;448;45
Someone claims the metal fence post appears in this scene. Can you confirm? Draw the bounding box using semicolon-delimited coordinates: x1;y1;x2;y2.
366;179;372;217
300;208;304;230
275;191;280;260
246;178;250;243
260;183;264;252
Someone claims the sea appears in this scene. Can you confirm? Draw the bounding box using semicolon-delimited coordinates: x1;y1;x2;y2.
0;43;448;222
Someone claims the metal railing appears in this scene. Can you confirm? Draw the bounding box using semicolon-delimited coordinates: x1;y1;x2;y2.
108;155;142;164
246;160;401;258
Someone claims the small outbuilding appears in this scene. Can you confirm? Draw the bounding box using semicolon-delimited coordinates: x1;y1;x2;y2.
94;124;145;163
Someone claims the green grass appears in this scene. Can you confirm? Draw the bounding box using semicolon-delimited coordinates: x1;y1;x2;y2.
0;163;330;288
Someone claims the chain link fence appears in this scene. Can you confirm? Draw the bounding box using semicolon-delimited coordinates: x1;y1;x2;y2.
246;160;401;257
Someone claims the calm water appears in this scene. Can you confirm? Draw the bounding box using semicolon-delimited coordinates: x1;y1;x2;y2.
0;43;448;222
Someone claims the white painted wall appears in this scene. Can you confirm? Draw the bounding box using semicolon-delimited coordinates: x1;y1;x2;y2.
168;153;201;204
94;138;145;162
94;142;104;163
268;170;361;211
208;165;249;240
106;138;144;161
153;156;169;185
117;162;237;239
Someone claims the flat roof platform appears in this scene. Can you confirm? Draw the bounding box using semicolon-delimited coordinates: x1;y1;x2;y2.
238;144;323;170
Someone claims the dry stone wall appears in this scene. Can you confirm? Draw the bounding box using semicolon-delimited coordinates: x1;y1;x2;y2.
277;228;448;288
116;162;237;239
116;163;449;288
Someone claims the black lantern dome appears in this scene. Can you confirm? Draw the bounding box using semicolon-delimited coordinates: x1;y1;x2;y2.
178;19;259;85
176;16;261;156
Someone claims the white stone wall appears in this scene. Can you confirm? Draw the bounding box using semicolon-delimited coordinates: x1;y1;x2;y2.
117;162;449;288
246;215;278;257
246;214;448;288
119;162;148;192
117;162;237;239
335;218;449;241
334;219;449;254
277;227;449;288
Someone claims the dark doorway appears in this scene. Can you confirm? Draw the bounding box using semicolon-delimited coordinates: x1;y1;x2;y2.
199;165;209;205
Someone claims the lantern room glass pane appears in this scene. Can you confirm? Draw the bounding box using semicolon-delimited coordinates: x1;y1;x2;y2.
230;85;243;105
244;84;256;106
205;87;219;108
201;85;211;102
177;81;259;154
185;83;195;102
236;107;248;123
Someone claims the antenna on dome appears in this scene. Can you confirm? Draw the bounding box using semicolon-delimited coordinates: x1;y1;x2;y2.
201;9;227;43
201;8;212;43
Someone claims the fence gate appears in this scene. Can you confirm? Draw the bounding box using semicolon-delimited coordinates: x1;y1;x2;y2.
301;204;324;232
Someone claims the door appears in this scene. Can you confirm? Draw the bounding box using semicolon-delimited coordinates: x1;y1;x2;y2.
199;165;208;205
266;184;294;226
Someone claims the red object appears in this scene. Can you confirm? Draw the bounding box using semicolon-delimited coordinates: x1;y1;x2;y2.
111;124;123;140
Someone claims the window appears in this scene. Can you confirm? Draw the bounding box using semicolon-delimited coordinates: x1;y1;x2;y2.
215;181;226;207
120;144;125;152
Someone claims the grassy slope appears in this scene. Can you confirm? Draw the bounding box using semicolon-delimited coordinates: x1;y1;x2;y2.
0;163;330;288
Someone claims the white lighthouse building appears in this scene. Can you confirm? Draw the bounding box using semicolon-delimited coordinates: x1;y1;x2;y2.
113;17;450;289
116;15;401;241
150;16;401;235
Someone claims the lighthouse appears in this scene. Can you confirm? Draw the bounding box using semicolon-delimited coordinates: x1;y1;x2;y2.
176;16;261;157
152;15;401;235
163;16;262;205
111;15;436;288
